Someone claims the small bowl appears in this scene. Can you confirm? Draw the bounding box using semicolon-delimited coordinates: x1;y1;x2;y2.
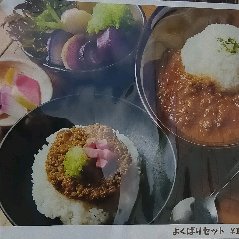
136;7;239;147
0;58;53;126
21;5;145;79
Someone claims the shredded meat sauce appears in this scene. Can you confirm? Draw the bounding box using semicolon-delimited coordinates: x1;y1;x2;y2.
157;50;239;146
46;124;132;201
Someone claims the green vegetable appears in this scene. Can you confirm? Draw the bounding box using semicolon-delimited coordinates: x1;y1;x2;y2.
5;0;75;55
35;3;63;31
13;0;75;17
87;4;134;34
217;37;239;54
63;146;88;178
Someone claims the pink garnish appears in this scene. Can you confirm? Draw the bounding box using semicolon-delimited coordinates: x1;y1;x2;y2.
83;138;117;168
98;149;116;161
95;139;108;150
85;138;97;148
96;158;108;168
84;147;99;158
13;74;41;106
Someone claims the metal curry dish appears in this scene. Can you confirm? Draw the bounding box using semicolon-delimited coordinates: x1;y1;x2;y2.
139;8;239;146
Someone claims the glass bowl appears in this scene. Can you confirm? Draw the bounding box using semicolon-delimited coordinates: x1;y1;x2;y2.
20;4;145;78
0;94;176;225
135;7;239;147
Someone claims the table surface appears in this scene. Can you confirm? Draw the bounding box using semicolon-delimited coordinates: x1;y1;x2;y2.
0;2;239;226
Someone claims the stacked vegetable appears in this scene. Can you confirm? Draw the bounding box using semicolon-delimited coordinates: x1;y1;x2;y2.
5;0;141;71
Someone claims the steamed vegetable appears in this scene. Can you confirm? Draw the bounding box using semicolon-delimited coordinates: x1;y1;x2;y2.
5;1;140;71
61;8;92;34
47;30;73;66
61;34;86;70
76;2;96;14
87;4;134;34
35;3;63;31
97;28;130;62
4;0;75;55
63;146;88;177
79;41;103;67
14;0;75;17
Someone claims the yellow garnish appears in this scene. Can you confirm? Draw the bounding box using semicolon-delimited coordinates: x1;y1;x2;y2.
15;95;37;110
4;68;15;86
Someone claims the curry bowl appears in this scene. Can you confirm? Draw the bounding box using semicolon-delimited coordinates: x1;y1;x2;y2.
136;7;239;147
0;94;176;225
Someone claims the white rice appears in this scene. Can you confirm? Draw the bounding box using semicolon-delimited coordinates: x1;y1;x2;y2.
32;127;139;225
181;24;239;90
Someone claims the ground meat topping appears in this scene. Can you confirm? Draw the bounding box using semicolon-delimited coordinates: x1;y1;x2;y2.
45;124;132;201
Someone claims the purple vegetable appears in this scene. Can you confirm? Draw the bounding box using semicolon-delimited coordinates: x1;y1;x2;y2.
61;35;86;70
47;30;73;66
78;41;103;68
97;28;130;62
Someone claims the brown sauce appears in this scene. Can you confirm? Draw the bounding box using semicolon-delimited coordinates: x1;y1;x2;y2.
157;50;239;146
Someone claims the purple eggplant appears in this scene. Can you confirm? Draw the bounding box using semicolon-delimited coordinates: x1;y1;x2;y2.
47;30;73;66
78;41;103;68
97;28;130;63
61;34;86;70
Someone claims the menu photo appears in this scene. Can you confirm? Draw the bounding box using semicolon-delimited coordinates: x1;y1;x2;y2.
1;1;239;239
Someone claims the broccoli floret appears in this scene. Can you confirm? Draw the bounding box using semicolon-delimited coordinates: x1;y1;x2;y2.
63;146;88;178
87;4;134;34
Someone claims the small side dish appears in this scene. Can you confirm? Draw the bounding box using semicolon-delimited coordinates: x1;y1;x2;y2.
0;68;40;119
32;123;139;224
0;60;52;126
5;0;142;71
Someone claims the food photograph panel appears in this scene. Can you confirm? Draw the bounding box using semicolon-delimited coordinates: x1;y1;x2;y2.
1;0;239;228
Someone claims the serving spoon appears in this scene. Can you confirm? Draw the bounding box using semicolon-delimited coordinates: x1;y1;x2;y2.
171;159;239;224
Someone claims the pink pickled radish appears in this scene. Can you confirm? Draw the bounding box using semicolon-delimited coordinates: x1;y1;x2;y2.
95;139;108;149
96;158;108;168
14;74;41;106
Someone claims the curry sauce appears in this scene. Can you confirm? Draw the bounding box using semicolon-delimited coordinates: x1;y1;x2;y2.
157;50;239;146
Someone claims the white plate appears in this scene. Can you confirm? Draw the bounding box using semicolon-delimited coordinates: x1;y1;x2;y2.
0;58;53;126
